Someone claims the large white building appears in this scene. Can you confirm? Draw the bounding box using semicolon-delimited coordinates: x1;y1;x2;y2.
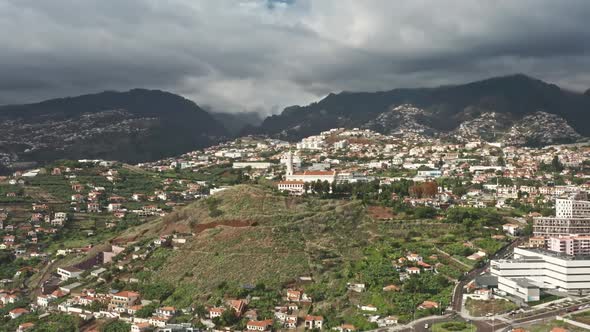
534;192;590;237
496;277;540;303
491;247;590;301
277;181;305;195
296;136;324;150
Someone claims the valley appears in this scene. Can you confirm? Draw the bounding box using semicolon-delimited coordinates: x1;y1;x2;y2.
0;130;588;331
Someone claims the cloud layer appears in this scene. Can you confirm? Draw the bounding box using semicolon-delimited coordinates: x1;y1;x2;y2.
1;0;589;114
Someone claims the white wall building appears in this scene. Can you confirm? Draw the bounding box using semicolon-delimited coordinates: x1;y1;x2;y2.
232;162;273;170
491;247;590;299
496;277;540;302
57;267;83;281
416;170;442;178
556;195;590;218
333;140;348;149
296;136;324;150
277;181;305;195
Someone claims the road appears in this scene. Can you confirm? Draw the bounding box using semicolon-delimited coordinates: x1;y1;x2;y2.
451;239;522;312
371;315;457;332
472;318;510;332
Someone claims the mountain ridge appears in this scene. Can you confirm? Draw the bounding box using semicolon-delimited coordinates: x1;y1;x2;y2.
0;89;228;168
254;74;590;141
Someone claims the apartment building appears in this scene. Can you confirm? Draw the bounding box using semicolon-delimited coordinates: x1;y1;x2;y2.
548;235;590;256
533;192;590;237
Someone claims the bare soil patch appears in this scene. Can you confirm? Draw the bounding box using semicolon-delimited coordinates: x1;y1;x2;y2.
367;205;394;220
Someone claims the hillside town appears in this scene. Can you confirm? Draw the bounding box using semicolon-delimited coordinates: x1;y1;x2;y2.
0;127;589;332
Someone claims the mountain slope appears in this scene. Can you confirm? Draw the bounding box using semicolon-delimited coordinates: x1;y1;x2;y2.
257;74;590;141
0;89;227;166
211;111;264;136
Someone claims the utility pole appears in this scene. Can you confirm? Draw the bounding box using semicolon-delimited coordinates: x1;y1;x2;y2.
412;291;416;332
491;299;495;332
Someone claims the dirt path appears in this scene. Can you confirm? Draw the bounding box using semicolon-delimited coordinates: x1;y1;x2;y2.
24;186;65;204
32;259;60;296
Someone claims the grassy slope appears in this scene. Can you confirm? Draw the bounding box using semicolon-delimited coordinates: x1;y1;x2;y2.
118;185;474;301
135;185;372;290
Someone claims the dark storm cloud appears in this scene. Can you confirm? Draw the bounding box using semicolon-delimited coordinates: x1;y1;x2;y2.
0;0;589;113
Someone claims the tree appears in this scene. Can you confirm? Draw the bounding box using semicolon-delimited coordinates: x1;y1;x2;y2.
452;186;467;197
414;206;437;219
409;182;438;198
135;303;158;318
88;300;108;312
139;282;174;301
540;155;564;173
551;155;564;172
213;308;239;326
101;320;130;332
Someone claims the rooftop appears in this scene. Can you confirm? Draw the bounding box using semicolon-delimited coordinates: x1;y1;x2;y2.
518;247;590;261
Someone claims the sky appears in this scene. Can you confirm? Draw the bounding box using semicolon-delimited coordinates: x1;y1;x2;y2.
1;0;589;115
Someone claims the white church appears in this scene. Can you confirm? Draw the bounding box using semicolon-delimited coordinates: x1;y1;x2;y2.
277;151;336;194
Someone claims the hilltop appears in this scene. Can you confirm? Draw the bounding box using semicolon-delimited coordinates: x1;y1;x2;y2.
116;185;373;291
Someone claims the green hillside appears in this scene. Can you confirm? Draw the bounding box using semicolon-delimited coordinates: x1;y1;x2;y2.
105;185;507;325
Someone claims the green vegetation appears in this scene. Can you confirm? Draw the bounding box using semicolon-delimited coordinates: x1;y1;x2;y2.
526;319;586;332
104;185;507;327
0;252;40;279
465;298;518;317
101;319;131;332
0;313;80;332
572;310;590;325
0;154;517;330
0;184;29;202
526;294;563;307
433;321;476;332
161;165;248;186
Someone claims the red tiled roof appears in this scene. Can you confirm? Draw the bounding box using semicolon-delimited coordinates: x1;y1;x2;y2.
160;306;176;311
113;291;139;298
293;171;335;176
247;320;273;327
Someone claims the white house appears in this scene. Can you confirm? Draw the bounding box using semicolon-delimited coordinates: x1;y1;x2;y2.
57;266;83;281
